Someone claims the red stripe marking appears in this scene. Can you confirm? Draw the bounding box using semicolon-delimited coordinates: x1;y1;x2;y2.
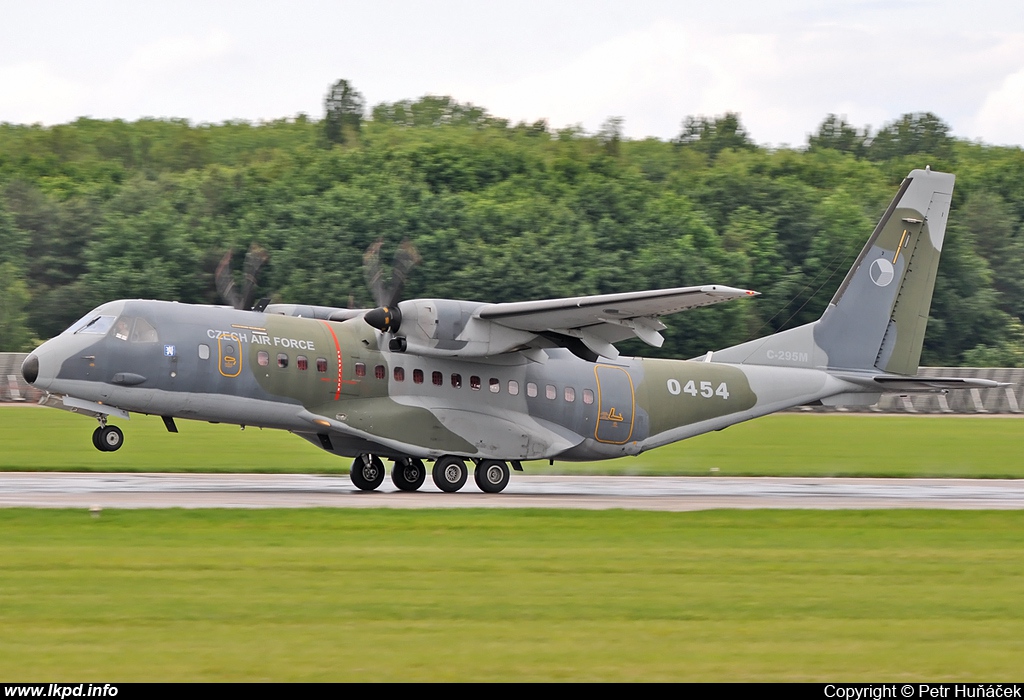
321;321;344;400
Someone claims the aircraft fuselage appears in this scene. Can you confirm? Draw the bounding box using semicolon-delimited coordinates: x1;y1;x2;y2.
26;298;852;464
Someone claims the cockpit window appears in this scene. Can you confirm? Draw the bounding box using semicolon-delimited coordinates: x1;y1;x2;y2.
71;315;117;335
112;318;132;341
130;318;158;343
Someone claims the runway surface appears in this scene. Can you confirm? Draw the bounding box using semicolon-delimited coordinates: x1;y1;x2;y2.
2;472;1024;510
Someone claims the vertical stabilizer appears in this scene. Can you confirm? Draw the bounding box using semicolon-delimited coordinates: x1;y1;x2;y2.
712;169;955;375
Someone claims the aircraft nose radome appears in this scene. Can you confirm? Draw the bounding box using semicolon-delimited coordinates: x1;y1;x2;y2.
21;353;39;385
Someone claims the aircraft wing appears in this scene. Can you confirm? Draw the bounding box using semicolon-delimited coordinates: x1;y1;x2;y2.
478;285;757;358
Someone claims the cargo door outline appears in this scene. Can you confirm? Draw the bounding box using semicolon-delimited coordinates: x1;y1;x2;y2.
217;333;242;378
594;365;635;444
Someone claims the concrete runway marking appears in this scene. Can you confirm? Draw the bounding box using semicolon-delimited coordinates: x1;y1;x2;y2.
1;473;1023;510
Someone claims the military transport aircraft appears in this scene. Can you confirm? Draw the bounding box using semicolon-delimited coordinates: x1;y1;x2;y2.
20;168;1004;493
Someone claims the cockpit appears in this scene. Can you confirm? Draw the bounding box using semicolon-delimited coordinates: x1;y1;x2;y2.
65;313;159;343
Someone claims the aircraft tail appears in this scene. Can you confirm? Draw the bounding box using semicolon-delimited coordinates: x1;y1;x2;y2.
712;168;955;375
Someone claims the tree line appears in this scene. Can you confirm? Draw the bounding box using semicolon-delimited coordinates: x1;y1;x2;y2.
1;80;1022;367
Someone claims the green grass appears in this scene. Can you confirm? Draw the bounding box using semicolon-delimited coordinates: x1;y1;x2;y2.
1;406;1022;477
2;508;1023;681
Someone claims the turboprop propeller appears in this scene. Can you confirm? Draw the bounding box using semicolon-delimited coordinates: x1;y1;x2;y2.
362;239;421;335
214;243;269;311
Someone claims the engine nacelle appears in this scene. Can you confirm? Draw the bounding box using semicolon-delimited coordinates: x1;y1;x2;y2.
376;299;536;358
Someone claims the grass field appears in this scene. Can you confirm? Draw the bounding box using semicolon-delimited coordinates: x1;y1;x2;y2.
2;508;1023;681
1;406;1022;477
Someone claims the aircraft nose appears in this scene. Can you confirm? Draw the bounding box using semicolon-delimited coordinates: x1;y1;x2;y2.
21;353;39;385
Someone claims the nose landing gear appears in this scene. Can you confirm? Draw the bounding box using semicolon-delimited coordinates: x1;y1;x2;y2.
92;423;124;452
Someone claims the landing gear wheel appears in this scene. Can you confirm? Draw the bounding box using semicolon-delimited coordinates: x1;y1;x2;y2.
94;425;124;452
432;456;468;493
475;460;510;493
392;458;426;492
351;454;385;491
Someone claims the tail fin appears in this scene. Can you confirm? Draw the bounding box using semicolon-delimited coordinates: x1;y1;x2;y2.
712;168;955;374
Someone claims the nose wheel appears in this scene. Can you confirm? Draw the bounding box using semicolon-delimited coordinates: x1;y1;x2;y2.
92;425;124;452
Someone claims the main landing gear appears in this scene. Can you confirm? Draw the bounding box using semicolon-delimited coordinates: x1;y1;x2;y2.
432;455;468;493
474;459;510;494
91;424;124;452
392;457;426;492
350;453;385;491
349;453;512;494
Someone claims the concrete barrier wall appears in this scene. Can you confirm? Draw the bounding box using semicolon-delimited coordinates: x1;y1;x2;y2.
1;352;1021;413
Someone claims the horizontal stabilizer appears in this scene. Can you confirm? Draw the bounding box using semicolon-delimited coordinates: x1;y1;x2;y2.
836;373;1010;393
870;376;1011;392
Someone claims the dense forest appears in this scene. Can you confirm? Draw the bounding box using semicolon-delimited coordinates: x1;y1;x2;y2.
1;81;1023;366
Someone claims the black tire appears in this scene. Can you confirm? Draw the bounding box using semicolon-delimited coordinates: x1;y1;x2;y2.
392;458;426;492
474;460;510;493
92;427;105;451
351;454;385;491
97;425;124;452
432;456;468;493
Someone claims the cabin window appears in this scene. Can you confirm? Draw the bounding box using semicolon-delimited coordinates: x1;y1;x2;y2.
451;373;462;389
545;384;556;400
564;387;576;402
583;389;595;405
277;353;289;369
489;378;500;393
257;351;269;367
316;358;328;373
130;318;158;343
526;382;538;398
432;371;443;386
394;367;405;382
198;344;210;360
508;380;520;396
374;365;386;380
355;363;366;377
470;376;481;391
296;356;308;371
413;369;424;384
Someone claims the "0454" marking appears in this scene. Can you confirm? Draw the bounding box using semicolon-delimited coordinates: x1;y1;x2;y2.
667;379;730;399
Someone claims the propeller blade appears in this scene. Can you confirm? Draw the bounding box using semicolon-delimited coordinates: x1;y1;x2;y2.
384;240;422;307
362;239;387;306
241;244;269;310
215;250;243;309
